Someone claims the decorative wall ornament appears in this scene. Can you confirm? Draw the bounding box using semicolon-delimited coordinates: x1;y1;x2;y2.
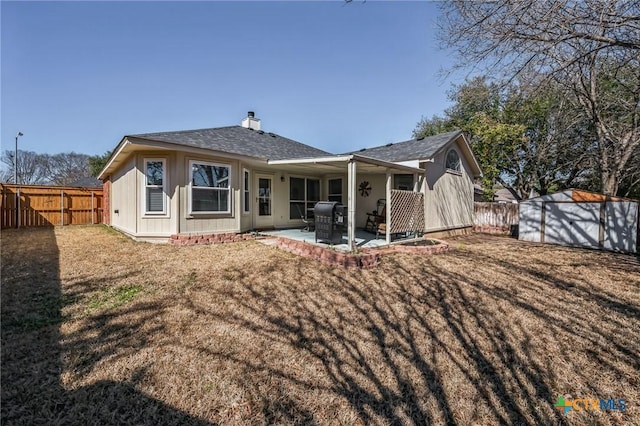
359;181;371;197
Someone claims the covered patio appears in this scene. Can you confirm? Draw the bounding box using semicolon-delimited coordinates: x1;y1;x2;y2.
267;154;425;251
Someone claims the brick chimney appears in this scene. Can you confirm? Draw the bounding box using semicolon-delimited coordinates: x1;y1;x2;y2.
241;111;261;131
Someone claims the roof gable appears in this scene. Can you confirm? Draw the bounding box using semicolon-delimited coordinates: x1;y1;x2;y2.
351;130;482;177
349;130;463;163
130;126;331;161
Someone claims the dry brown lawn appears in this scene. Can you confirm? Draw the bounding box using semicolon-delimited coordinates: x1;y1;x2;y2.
1;226;639;425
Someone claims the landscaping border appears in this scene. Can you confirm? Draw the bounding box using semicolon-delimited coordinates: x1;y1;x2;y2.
169;232;256;245
274;238;381;268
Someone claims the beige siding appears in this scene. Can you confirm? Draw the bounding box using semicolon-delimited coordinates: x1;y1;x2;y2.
107;142;475;239
422;146;474;232
354;174;386;228
110;156;137;235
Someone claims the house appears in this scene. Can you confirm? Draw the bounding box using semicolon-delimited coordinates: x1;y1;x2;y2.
68;177;103;188
472;185;518;203
493;188;518;203
98;112;482;250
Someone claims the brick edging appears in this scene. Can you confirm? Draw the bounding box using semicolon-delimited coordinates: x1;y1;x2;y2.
169;232;255;246
274;238;381;269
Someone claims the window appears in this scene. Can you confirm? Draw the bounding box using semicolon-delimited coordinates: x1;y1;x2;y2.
144;159;166;215
242;169;250;214
446;149;461;172
328;178;342;203
289;177;320;219
394;174;414;190
190;160;231;213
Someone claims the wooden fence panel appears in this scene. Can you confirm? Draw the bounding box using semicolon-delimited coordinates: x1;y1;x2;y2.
473;202;519;235
0;184;103;229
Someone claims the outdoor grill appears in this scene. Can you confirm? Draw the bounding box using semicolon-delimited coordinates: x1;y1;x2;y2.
314;201;347;244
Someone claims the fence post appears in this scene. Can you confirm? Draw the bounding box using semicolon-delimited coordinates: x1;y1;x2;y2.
91;192;95;225
60;190;64;226
17;188;21;229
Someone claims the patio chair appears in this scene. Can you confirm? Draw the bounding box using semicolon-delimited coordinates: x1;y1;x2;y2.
295;204;315;232
365;199;386;234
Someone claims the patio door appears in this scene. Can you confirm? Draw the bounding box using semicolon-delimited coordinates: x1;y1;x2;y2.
255;174;274;228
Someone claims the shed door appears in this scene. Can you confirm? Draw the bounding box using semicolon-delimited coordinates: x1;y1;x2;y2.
544;202;600;249
254;174;274;229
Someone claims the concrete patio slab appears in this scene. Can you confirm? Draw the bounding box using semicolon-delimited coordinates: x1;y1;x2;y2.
259;228;409;251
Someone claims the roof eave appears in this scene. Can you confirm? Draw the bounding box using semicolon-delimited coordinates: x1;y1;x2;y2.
97;136;129;180
270;154;424;174
98;136;275;179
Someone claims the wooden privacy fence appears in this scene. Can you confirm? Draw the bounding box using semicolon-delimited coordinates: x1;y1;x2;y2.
473;202;519;235
1;184;103;228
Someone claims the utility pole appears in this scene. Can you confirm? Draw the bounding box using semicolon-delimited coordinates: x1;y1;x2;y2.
15;131;23;184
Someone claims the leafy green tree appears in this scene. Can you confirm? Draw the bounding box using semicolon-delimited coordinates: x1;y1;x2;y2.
414;77;592;200
412;115;456;138
88;151;112;178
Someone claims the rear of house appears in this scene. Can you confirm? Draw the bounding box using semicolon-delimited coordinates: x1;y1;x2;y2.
353;130;481;234
99;112;482;244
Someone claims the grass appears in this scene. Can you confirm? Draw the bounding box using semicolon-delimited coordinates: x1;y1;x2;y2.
1;225;639;425
86;284;144;312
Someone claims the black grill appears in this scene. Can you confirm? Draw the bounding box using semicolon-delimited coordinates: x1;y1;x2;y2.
314;201;347;244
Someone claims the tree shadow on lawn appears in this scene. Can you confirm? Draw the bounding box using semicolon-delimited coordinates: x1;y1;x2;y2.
1;228;213;425
4;228;637;425
184;241;638;425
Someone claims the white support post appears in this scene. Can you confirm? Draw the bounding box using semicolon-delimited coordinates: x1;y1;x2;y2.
347;160;357;251
386;170;392;244
413;173;419;192
60;190;64;226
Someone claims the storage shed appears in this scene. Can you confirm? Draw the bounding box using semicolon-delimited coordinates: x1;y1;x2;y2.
519;189;639;254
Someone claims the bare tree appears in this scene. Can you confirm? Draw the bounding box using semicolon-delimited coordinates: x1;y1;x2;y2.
440;0;640;195
47;152;91;186
0;150;51;185
1;150;93;186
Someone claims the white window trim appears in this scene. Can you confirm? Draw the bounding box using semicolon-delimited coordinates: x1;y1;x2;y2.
242;168;250;215
142;158;168;217
445;149;462;174
188;159;232;215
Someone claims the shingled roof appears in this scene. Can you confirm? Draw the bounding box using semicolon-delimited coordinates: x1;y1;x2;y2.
350;130;463;162
130;125;331;161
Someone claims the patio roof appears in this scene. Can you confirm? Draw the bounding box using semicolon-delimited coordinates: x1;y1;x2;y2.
267;154;425;175
270;154;424;251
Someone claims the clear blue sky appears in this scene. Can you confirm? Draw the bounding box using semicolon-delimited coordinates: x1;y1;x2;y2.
1;1;459;157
